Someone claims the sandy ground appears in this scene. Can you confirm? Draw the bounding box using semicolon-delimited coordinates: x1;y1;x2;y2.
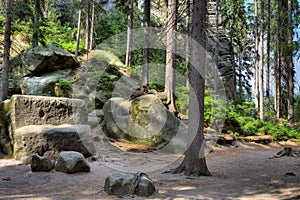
0;139;299;200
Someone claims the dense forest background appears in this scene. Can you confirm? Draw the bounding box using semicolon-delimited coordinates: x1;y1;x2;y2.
0;0;300;142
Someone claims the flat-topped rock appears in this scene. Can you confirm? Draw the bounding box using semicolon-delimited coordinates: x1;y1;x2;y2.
13;124;95;164
10;95;88;130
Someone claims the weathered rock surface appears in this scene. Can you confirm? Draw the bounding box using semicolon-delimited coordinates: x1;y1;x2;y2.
24;44;79;76
10;95;88;130
6;95;95;163
103;95;185;146
104;173;155;197
14;124;95;163
21;69;72;95
31;154;54;172
55;151;90;174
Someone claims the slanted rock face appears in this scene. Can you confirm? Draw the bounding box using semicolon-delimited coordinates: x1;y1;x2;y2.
55;151;90;174
31;154;54;172
7;95;95;163
103;94;184;146
23;44;80;76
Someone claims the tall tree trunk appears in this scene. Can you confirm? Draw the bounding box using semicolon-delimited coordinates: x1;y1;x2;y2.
85;0;90;51
259;0;264;121
173;0;211;177
0;0;13;102
89;0;95;51
185;0;190;87
287;0;294;125
142;0;150;86
32;0;39;47
266;0;270;112
165;0;177;113
125;0;133;67
214;0;219;99
276;1;281;119
254;0;259;111
75;6;82;61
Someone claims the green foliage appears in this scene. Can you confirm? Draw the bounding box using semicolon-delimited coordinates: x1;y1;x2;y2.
175;86;189;115
0;15;5;33
56;79;72;91
96;72;114;91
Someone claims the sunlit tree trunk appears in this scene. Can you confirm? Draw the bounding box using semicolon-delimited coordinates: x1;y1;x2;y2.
85;0;90;51
214;0;219;99
173;0;211;176
165;0;177;113
0;0;13;102
266;0;270;112
185;0;190;87
125;0;133;67
259;0;264;121
287;0;294;125
142;0;150;86
276;1;281;119
75;4;81;61
254;0;259;111
89;0;95;51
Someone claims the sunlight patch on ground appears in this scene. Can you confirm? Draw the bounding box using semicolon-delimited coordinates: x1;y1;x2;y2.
172;186;196;191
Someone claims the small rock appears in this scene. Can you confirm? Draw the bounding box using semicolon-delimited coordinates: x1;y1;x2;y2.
285;172;296;176
31;154;54;172
55;151;90;174
104;172;155;197
2;176;12;181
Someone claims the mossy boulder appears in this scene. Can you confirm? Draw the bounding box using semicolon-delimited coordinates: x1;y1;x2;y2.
103;95;184;146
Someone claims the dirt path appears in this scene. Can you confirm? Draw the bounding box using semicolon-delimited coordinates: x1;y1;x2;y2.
0;141;299;200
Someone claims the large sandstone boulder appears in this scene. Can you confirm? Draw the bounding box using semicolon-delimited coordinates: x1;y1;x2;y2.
7;95;95;163
10;95;88;130
23;44;79;76
14;124;95;163
103;94;186;146
55;151;90;174
104;173;155;197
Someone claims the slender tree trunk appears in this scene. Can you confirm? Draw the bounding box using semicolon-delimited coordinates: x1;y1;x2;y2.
173;0;211;177
276;1;281;119
287;0;294;125
75;7;82;61
142;0;150;86
165;0;177;113
254;0;259;111
185;0;190;87
89;0;95;51
259;0;264;121
266;0;270;112
32;0;39;47
125;0;133;67
85;0;90;51
0;0;12;102
214;0;219;99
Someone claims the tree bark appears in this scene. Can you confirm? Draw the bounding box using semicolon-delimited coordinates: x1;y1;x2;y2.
214;0;219;99
32;0;39;47
125;0;133;67
85;0;90;51
75;5;81;61
185;0;190;87
89;0;95;51
173;0;211;177
276;1;281;119
259;0;264;121
0;0;13;102
142;0;150;86
266;0;270;112
165;0;177;113
254;0;259;111
287;0;294;125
